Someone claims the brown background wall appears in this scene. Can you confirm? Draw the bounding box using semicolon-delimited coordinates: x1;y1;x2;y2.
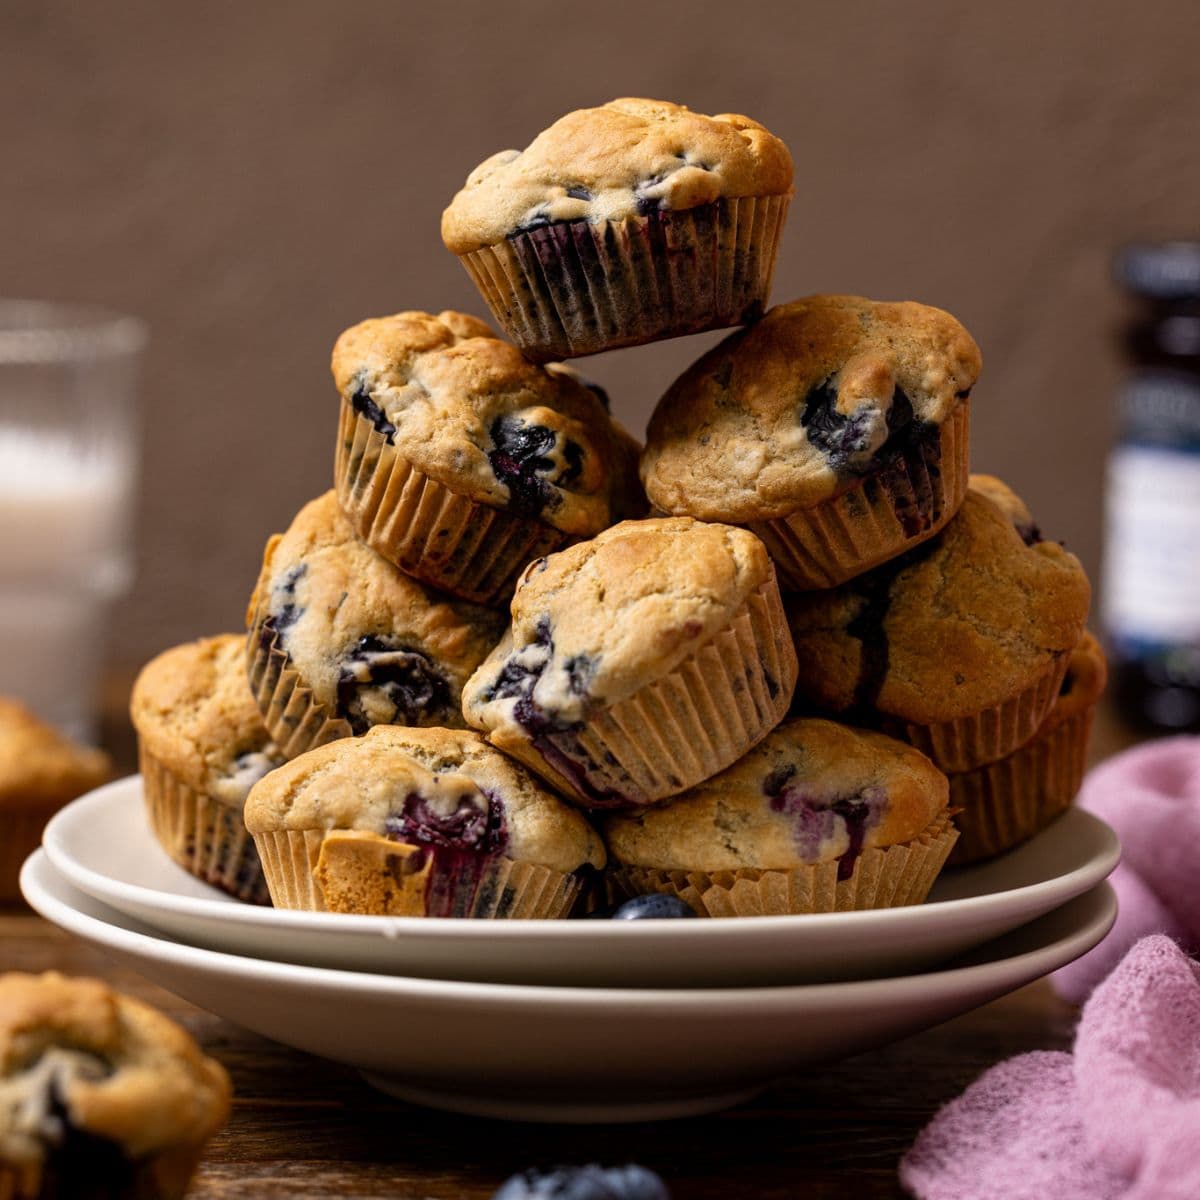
2;0;1198;668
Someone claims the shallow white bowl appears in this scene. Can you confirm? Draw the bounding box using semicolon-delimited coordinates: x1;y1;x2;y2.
22;851;1114;1122
41;776;1120;987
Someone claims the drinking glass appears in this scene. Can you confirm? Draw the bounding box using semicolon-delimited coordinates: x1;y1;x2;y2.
0;301;146;742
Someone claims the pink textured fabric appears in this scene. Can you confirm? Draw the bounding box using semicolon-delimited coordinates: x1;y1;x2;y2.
1052;736;1200;1004
901;936;1200;1200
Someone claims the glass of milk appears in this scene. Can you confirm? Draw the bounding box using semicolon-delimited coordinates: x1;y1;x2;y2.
0;301;146;742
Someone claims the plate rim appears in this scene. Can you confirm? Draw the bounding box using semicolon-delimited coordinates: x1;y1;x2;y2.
21;848;1118;1006
43;774;1122;941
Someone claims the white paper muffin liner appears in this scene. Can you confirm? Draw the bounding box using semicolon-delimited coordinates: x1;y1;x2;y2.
458;194;790;361
141;749;270;905
606;812;958;916
335;398;572;606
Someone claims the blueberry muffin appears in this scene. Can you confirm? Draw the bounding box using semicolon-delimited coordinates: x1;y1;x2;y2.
949;631;1107;866
0;700;110;903
130;634;285;904
462;517;797;807
243;725;605;918
641;295;982;589
246;491;506;761
332;309;645;605
441;98;793;361
0;972;230;1200
601;718;955;916
785;477;1091;772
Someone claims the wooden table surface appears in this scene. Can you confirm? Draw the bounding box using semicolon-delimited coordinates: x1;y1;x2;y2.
4;695;1138;1199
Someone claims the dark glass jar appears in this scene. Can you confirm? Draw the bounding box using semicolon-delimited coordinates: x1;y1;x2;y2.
1104;242;1200;731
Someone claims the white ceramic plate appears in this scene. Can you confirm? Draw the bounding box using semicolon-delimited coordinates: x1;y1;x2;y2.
22;850;1115;1123
42;776;1120;987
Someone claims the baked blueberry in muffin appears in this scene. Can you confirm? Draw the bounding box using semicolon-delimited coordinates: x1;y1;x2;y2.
462;517;797;807
243;725;605;918
246;491;505;760
441;99;793;360
332;310;645;604
0;973;230;1200
641;295;982;589
784;477;1091;772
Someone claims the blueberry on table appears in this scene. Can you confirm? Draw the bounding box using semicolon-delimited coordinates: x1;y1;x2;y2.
492;1164;670;1199
612;894;697;920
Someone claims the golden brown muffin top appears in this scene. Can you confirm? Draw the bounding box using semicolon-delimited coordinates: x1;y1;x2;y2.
332;310;644;535
462;517;774;741
1044;632;1108;734
441;98;794;254
642;295;982;520
130;634;283;807
602;717;948;871
0;972;230;1167
785;479;1091;725
244;725;605;874
0;699;110;812
247;492;506;732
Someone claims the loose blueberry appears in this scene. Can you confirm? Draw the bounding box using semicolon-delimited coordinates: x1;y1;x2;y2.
612;894;696;920
487;415;583;518
335;635;450;735
492;1164;670;1200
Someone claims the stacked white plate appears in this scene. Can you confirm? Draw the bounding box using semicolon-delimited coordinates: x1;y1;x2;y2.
24;776;1119;1122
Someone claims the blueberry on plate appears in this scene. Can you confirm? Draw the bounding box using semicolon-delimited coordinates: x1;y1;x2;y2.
492;1164;670;1199
612;894;696;920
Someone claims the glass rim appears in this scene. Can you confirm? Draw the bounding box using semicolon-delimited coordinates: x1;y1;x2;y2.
0;299;147;364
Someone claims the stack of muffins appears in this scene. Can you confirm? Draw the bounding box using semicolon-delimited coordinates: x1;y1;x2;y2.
130;97;1102;920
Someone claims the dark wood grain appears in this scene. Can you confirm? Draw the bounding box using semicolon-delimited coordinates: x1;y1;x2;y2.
1;686;1133;1198
0;909;1080;1199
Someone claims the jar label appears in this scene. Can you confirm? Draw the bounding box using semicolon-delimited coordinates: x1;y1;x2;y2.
1103;444;1200;645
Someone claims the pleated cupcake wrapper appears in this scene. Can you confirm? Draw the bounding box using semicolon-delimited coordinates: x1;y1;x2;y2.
334;398;571;606
458;195;790;362
245;608;352;761
140;749;270;905
948;705;1096;865
750;401;971;591
888;653;1072;774
0;808;52;903
252;828;583;919
506;575;797;807
607;812;958;917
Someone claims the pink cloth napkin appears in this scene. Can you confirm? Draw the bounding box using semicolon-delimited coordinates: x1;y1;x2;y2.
1052;736;1200;1004
900;935;1200;1199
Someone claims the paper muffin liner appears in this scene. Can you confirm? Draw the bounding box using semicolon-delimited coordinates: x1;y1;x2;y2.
0;1141;206;1200
458;194;790;361
0;807;53;903
245;607;352;761
890;652;1072;774
252;828;584;918
750;401;971;591
334;397;571;606
606;812;958;916
947;704;1095;865
505;573;797;807
140;749;270;905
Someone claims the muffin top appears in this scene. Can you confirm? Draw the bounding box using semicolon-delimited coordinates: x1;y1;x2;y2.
0;972;230;1169
642;295;983;520
244;725;605;874
248;492;505;733
332;310;644;534
602;718;948;872
131;634;283;806
0;699;110;811
462;517;775;740
1045;633;1108;734
441;98;794;254
785;478;1091;725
